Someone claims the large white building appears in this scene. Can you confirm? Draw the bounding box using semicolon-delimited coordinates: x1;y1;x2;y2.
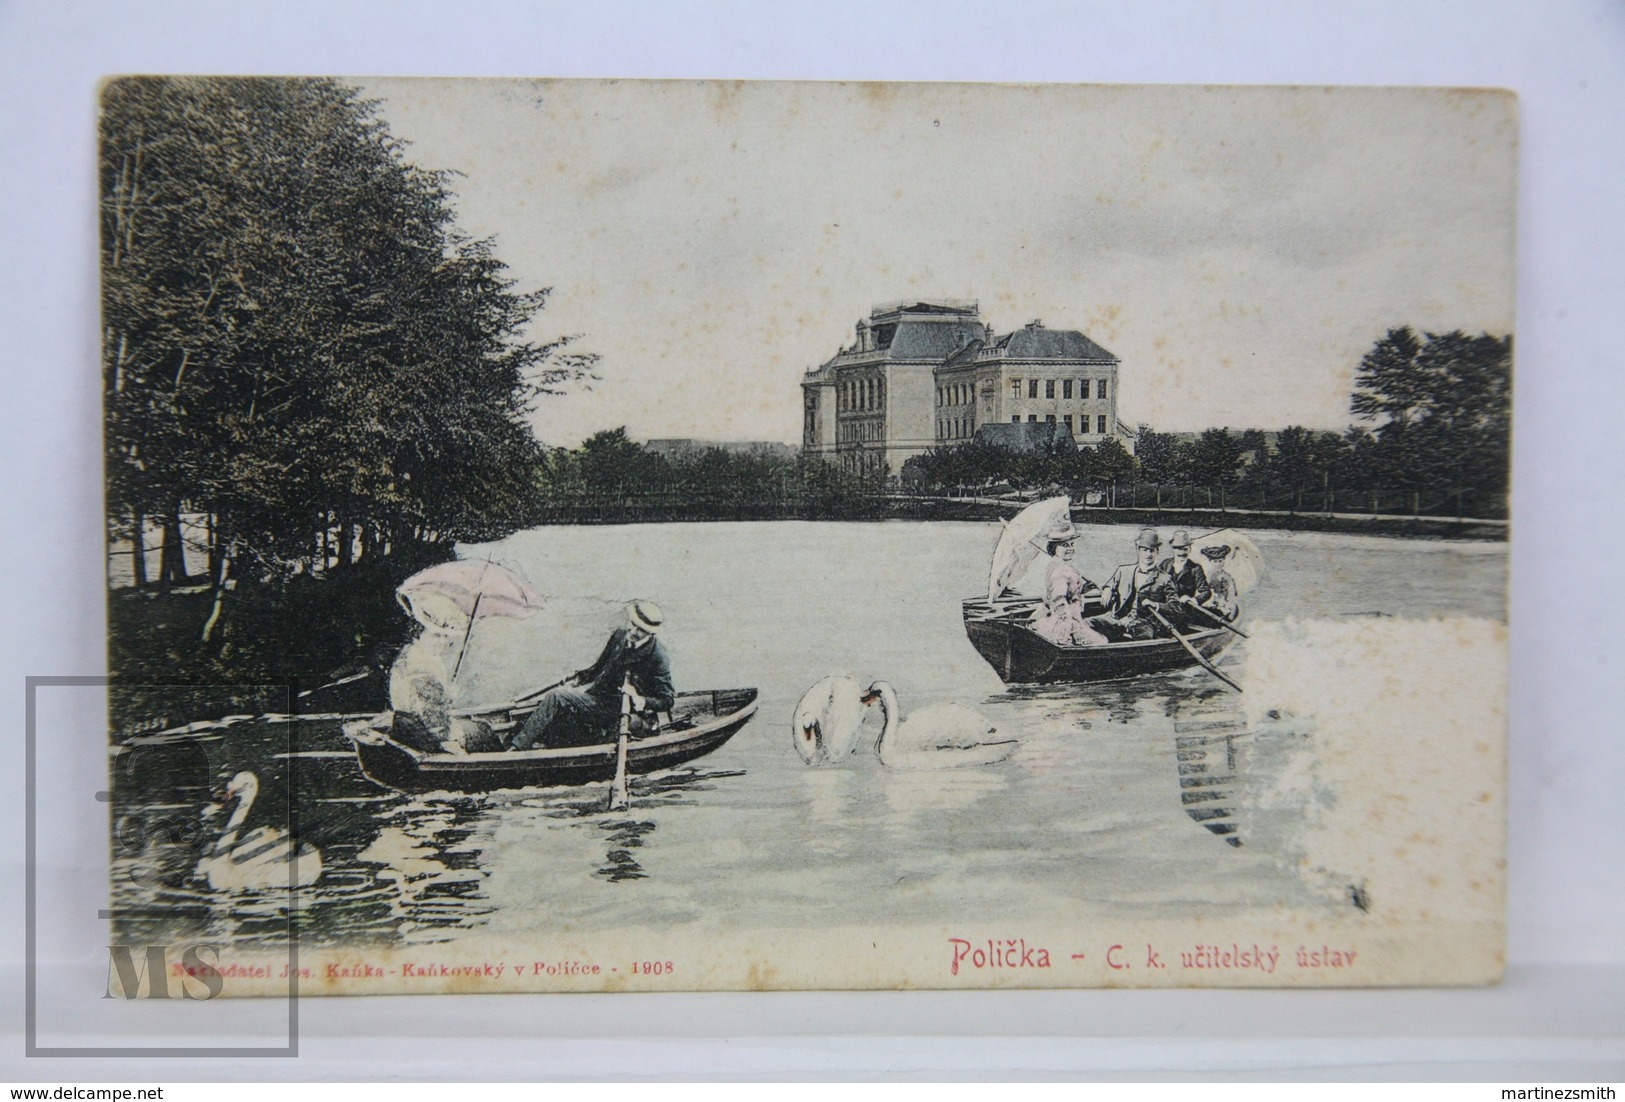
801;300;1131;477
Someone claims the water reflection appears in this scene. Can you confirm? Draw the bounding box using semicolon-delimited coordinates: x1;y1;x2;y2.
595;819;656;882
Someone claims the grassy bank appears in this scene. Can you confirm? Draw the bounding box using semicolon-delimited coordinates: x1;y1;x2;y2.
107;544;450;734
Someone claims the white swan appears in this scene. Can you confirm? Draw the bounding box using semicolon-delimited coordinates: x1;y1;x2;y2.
197;772;323;891
792;678;1016;768
865;681;1017;769
792;676;871;764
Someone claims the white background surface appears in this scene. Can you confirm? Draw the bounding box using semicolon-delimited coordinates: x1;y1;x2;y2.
1;0;1621;1082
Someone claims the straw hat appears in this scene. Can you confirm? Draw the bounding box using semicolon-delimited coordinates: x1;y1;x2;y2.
628;600;664;634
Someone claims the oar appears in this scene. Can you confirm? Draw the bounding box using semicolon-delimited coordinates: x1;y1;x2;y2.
608;677;633;811
296;669;373;699
509;673;577;706
1186;602;1250;639
446;674;579;728
1150;607;1242;693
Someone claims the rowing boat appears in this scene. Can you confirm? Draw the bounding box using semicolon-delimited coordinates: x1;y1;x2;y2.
961;596;1235;685
344;688;759;793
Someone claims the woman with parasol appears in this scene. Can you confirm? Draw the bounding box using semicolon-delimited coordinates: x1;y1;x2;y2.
1030;522;1109;647
388;559;543;753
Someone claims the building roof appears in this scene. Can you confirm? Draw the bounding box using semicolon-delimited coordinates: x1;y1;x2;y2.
940;337;986;371
975;421;1079;454
994;324;1118;362
888;320;988;360
870;299;979;319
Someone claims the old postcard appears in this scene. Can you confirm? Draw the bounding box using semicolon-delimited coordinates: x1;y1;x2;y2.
101;78;1512;994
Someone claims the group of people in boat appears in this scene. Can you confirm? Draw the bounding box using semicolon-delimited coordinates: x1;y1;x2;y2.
389;598;675;755
390;522;1242;758
1030;525;1239;647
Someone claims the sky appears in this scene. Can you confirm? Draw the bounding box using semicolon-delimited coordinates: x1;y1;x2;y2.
357;79;1516;446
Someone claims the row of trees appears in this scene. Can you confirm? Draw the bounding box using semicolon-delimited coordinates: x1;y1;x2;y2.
899;327;1512;518
103;78;592;639
900;435;1135;492
531;429;880;517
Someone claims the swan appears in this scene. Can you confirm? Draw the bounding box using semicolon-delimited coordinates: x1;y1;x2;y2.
792;677;1016;768
865;681;1017;769
792;676;871;764
197;772;323;891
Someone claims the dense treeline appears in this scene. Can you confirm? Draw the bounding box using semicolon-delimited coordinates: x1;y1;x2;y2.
103;78;591;633
900;436;1135;495
899;328;1511;519
532;429;883;519
103;78;590;721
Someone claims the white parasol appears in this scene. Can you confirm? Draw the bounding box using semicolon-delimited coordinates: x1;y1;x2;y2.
1192;528;1263;595
987;496;1073;601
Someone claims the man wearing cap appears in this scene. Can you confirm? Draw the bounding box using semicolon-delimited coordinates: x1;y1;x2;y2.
1157;529;1213;631
508;600;676;751
1089;528;1177;641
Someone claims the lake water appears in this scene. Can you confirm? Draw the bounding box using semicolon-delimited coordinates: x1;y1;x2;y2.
109;520;1507;951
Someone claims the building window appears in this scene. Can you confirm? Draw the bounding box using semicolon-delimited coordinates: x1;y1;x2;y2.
1079;379;1090;400
1028;379;1039;399
1097;415;1108;434
1010;379;1021;401
1062;379;1072;399
1098;380;1108;401
1028;414;1038;423
1045;380;1055;399
1046;414;1056;423
1011;415;1020;423
1063;415;1073;433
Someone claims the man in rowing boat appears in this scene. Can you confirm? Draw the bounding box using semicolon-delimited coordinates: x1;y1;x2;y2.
1157;529;1213;632
1088;528;1178;641
506;600;676;751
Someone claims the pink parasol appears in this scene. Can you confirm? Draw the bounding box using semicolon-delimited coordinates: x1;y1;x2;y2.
396;559;543;681
397;559;542;625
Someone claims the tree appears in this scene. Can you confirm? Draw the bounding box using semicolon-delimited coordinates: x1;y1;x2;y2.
1350;326;1511;514
1186;428;1243;487
1133;424;1179;484
1088;437;1136;485
101;77;594;636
